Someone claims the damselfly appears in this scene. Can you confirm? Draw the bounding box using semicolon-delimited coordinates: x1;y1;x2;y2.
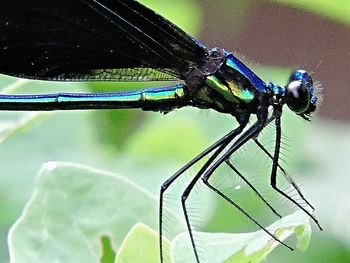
0;0;321;262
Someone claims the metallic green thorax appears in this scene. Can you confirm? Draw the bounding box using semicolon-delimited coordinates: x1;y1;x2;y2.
205;75;238;103
205;66;255;104
198;64;255;112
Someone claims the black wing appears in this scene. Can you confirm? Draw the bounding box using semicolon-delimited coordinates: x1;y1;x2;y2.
0;0;209;81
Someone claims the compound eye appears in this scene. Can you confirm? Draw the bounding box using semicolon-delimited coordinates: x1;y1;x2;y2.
286;80;310;114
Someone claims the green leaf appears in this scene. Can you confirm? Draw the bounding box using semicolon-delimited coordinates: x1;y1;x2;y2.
271;0;350;25
100;235;116;263
116;223;171;263
8;162;184;263
171;210;311;263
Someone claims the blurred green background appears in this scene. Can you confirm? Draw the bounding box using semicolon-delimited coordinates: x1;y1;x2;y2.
0;0;350;262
